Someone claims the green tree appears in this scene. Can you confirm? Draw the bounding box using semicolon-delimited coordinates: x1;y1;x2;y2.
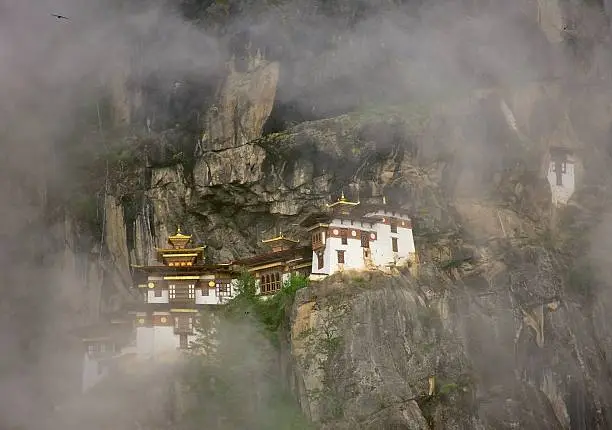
179;272;313;429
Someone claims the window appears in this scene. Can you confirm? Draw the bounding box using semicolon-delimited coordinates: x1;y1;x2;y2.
341;229;348;245
390;221;398;233
179;334;188;349
188;283;195;299
312;232;324;246
201;285;209;296
337;250;345;264
216;280;232;297
168;284;176;299
175;316;194;334
317;252;324;269
154;286;163;297
260;272;282;295
361;234;370;248
392;237;398;252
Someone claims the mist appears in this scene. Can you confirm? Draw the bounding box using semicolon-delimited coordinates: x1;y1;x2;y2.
1;0;612;428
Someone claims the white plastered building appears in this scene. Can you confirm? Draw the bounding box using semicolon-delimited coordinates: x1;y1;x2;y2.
301;195;417;279
78;319;133;393
131;228;238;358
546;146;576;206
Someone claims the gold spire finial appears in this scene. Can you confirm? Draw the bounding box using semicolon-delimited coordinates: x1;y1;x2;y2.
168;225;191;249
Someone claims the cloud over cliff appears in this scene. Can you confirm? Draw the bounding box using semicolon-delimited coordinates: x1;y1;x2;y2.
2;0;612;428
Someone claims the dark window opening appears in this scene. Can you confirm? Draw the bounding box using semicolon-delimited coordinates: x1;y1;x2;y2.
154;287;163;297
312;232;323;246
216;280;232;297
341;229;348;245
179;334;188;349
317;253;324;269
392;238;398;252
361;234;370;248
337;250;345;264
175;316;194;335
390;221;398;233
260;272;282;295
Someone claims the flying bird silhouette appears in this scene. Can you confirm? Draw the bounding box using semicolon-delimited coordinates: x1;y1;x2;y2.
51;13;69;20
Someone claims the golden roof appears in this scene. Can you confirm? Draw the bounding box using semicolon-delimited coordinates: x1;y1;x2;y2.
327;191;360;209
261;232;299;245
168;226;191;249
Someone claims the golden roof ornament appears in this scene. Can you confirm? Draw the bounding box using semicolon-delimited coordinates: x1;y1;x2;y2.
326;189;360;210
168;225;192;249
261;230;299;245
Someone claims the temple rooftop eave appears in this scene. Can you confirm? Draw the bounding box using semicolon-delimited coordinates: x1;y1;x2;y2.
233;245;312;267
155;246;206;252
128;303;224;312
261;235;299;244
131;264;237;274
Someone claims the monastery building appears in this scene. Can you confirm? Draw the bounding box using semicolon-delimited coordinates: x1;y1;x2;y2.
300;194;416;279
130;228;238;356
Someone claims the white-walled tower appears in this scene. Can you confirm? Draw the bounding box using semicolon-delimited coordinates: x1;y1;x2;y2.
300;195;417;279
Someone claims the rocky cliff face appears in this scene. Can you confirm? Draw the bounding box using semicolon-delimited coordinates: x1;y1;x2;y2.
39;1;612;428
95;62;612;428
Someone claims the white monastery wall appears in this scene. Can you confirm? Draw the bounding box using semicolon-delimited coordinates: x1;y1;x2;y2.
195;285;221;305
143;275;235;306
547;160;576;206
309;211;417;278
136;326;154;355
147;289;169;303
152;326;178;354
371;222;391;267
81;353;108;393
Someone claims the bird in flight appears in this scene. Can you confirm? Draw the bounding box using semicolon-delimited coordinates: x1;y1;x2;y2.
51;13;69;20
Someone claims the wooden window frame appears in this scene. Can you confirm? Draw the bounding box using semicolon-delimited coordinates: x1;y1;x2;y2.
317;252;324;270
216;280;232;297
168;284;176;299
337;250;345;264
361;234;370;248
179;334;188;349
175;315;194;335
390;221;398;233
154;286;163;298
392;237;398;252
260;272;282;295
340;229;348;245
